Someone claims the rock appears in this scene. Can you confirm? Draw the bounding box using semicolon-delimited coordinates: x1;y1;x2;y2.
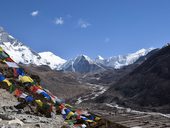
35;124;41;127
8;118;24;126
0;114;15;120
2;106;18;113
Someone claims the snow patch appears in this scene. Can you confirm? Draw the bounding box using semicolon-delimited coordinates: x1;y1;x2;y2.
97;55;104;60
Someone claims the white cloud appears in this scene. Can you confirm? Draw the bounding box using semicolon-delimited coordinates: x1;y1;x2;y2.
105;37;110;43
30;10;39;17
66;14;72;19
78;19;91;29
55;17;64;25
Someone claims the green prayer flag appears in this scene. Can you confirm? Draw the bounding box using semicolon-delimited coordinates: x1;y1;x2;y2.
9;84;15;93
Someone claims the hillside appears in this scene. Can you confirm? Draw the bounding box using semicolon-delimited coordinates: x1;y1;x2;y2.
22;64;91;99
96;44;170;113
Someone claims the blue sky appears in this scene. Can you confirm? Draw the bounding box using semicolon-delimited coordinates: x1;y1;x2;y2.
0;0;170;59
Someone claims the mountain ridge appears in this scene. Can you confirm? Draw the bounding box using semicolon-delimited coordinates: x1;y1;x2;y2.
0;26;154;73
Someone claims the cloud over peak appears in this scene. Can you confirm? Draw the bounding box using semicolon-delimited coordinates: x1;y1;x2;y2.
30;10;39;17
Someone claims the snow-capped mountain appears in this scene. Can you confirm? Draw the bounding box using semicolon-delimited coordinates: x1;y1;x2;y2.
38;52;66;69
60;49;153;73
60;55;105;73
95;55;104;64
95;48;154;69
0;26;154;72
0;27;66;69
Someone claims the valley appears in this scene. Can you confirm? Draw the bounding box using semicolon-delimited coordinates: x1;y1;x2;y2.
0;26;170;128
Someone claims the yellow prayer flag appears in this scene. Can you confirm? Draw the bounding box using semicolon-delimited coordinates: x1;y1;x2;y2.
3;79;12;86
35;100;43;107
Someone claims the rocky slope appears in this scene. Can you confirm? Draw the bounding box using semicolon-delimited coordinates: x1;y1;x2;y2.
0;89;64;128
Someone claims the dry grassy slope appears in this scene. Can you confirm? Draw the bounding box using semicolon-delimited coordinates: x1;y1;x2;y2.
22;64;91;99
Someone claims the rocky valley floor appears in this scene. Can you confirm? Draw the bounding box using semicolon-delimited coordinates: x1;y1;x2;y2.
74;84;170;128
76;103;170;128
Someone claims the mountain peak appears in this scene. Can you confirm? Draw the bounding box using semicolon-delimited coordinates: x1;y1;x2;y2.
132;48;154;56
97;55;104;60
77;54;90;59
60;54;104;73
75;54;93;64
103;48;154;69
38;52;66;69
